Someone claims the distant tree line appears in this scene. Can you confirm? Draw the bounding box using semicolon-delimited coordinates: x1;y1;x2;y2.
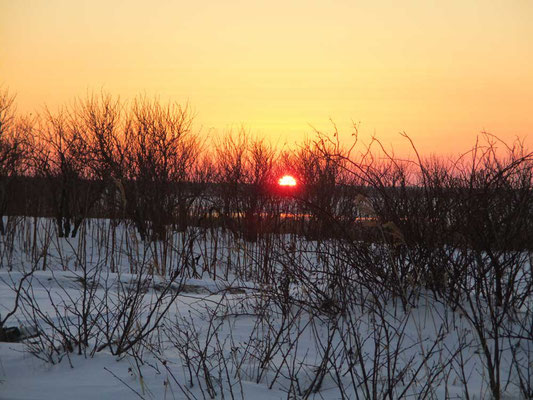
0;88;531;251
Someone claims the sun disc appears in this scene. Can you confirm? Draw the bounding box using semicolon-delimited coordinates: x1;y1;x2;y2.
278;175;297;187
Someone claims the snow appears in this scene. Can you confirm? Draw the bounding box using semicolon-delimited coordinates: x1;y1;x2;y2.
0;218;531;399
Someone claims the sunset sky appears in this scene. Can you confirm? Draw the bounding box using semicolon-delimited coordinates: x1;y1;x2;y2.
1;0;532;155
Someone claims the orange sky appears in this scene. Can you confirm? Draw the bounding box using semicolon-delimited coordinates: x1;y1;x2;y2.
1;0;532;156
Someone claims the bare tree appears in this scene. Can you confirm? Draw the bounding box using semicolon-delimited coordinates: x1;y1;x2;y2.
32;107;97;238
122;97;200;241
0;88;30;234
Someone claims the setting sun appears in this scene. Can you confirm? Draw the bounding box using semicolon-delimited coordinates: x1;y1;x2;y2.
278;175;297;187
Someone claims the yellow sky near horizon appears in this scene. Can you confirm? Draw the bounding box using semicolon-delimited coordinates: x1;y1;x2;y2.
1;0;532;156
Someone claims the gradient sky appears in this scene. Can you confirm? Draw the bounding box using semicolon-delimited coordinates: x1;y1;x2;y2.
1;0;532;155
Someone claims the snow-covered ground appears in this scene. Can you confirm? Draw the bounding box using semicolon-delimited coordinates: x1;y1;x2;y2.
1;218;532;399
0;273;288;400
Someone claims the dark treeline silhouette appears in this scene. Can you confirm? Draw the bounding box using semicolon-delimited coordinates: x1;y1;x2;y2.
0;89;531;249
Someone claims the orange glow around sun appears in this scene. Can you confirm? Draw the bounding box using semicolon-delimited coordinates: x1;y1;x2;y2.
278;175;297;187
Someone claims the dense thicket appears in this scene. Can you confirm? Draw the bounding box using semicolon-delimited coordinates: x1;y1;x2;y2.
1;91;531;248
